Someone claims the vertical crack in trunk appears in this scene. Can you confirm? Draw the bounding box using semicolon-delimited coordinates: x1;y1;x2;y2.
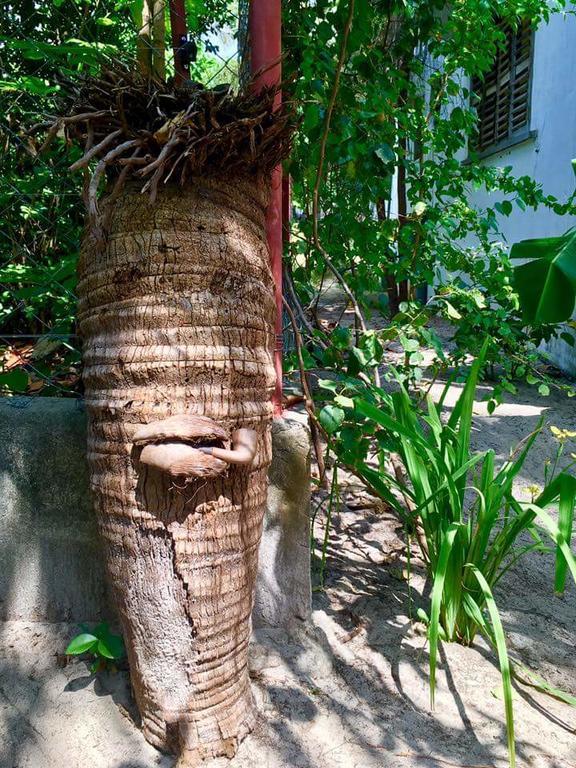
165;524;196;637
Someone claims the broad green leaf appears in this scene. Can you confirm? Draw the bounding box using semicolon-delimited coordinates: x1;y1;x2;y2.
334;394;355;409
97;634;125;660
66;633;98;655
511;228;576;324
0;76;58;96
319;405;345;435
443;301;462;320
495;200;513;216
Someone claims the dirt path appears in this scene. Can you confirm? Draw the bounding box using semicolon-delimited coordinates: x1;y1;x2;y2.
1;384;575;768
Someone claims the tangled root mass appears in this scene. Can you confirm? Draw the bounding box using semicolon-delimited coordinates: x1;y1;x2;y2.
46;63;295;221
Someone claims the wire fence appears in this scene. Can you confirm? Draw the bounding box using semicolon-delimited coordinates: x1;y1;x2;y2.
0;0;245;397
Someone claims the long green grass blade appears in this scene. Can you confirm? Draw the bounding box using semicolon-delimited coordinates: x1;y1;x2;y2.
555;474;576;594
467;565;515;768
429;523;460;710
355;398;427;445
524;503;576;586
447;339;489;503
512;662;576;708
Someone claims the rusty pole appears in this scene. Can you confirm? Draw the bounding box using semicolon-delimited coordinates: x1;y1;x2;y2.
249;0;283;417
169;0;189;86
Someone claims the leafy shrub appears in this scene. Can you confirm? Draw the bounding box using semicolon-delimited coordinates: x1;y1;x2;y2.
319;343;576;767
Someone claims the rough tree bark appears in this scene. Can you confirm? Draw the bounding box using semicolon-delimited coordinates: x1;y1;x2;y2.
77;176;274;764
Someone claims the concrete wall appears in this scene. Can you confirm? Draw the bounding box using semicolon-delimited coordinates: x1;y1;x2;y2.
464;13;576;374
0;398;311;629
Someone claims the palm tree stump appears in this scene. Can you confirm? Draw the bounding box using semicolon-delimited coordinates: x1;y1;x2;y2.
78;176;275;763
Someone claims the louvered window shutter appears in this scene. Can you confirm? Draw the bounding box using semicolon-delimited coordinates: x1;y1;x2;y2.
472;19;533;152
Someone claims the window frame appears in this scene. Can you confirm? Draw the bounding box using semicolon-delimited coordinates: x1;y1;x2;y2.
470;20;536;159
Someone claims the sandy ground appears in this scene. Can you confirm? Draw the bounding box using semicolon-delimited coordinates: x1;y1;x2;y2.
1;380;575;768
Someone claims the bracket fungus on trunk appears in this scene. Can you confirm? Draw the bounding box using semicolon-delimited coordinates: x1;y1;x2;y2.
52;64;295;765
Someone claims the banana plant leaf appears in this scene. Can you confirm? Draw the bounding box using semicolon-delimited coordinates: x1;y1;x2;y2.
511;227;576;324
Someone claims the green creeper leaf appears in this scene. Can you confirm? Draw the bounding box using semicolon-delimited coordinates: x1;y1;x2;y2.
334;394;355;409
318;379;339;393
511;228;576;324
443;301;462;320
538;384;550;396
400;336;419;353
495;200;513;216
319;405;345;435
374;143;395;164
66;633;98;655
409;351;424;365
413;201;427;217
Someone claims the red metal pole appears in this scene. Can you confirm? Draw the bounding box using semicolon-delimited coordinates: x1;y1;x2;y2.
282;174;291;245
169;0;189;86
249;0;283;418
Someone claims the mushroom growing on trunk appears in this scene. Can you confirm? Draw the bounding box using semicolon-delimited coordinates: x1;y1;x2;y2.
55;66;294;765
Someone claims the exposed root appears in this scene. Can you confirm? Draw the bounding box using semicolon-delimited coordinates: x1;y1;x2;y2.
44;61;296;217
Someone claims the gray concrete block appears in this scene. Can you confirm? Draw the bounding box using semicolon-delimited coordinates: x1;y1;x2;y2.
0;399;311;628
253;415;312;629
0;398;107;621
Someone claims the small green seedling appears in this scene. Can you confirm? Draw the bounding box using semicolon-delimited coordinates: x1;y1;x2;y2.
65;622;125;674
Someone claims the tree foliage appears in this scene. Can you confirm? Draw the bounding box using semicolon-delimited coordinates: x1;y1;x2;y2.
0;0;232;393
283;0;575;396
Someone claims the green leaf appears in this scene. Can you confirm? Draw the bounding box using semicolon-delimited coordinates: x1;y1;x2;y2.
0;76;59;96
429;523;460;709
443;301;462;320
334;394;355;409
374;143;395;164
318;379;339;393
495;200;513;216
511;228;576;324
413;201;427;217
554;474;576;594
66;633;98;655
97;634;125;660
400;336;419;353
538;384;550;396
467;566;516;768
513;662;576;708
0;369;28;393
319;405;345;435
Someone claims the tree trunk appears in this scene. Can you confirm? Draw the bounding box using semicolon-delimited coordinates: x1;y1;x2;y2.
77;176;274;763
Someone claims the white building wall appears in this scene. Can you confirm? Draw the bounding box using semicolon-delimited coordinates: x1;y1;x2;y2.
465;12;576;374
